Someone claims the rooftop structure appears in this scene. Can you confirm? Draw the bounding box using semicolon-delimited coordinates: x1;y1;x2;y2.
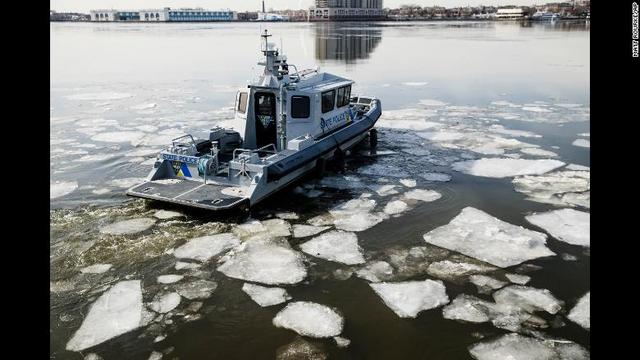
89;8;237;22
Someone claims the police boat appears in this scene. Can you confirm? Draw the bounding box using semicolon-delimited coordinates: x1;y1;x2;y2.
126;30;382;211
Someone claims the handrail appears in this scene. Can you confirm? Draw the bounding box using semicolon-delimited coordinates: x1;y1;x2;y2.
171;134;196;148
232;143;277;161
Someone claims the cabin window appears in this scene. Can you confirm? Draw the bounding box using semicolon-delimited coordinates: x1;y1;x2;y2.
291;96;310;118
336;85;351;107
237;92;248;114
321;90;335;113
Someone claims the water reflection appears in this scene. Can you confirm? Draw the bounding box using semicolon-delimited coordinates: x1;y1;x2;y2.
314;22;382;63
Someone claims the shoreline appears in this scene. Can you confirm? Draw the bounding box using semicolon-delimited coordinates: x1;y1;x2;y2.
50;18;590;24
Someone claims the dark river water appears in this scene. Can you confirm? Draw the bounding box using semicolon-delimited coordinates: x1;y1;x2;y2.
50;20;590;360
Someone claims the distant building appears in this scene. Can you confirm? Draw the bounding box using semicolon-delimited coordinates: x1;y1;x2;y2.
496;8;526;19
257;1;289;21
309;0;385;21
89;8;237;22
51;10;90;21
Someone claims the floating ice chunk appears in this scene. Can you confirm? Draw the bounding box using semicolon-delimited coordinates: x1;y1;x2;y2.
384;200;409;215
399;179;417;187
108;177;146;188
263;219;292;237
520;148;558;157
358;163;410;178
174;280;217;300
91;131;146;144
51;181;78;199
356;261;395;282
565;164;589;171
403;189;442;202
522;106;552;113
567;292;590;330
494;285;563;314
331;198;376;214
525;209;590;247
174;233;240;262
368;184;399;196
334;336;351;348
154;210;183;220
130;103;157;110
66;280;142;351
513;171;589;208
469;275;507;294
556;103;582;108
149;292;181;314
333;212;388;232
491;100;520;108
403;82;429;86
487;125;540;138
427;260;496;280
468;333;589;360
275;212;299;220
300;231;364;265
175;261;201;270
307;214;335;227
276;337;327;360
423;207;554;268
571;139;590;148
84;353;103;360
442;294;492;323
242;283;291;307
453;158;564;178
505;273;531;285
292;225;330;238
99;218;156;235
578;132;590;137
418;131;466;142
420;172;452;182
217;241;307;285
272;302;344;338
80;264;112;274
370;280;449;318
67;92;134;101
233;219;291;239
157;275;184;284
419;99;447;106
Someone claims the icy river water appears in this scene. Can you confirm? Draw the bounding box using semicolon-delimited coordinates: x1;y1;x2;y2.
50;21;590;360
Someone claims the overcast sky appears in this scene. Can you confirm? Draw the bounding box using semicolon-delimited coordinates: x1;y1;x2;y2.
51;1;551;12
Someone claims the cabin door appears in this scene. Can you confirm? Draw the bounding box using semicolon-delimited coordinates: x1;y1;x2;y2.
254;92;277;149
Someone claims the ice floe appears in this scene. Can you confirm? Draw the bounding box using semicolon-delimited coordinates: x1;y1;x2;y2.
513;171;589;208
242;283;291;307
275;212;299;220
276;337;327;360
51;181;78;199
367;184;399;196
80;264;112;274
233;219;291;239
384;200;409;215
403;82;429;86
292;225;331;238
572;139;590;148
468;333;589;360
157;275;184;284
67;92;134;101
505;273;531;285
494;285;563;314
217;241;307;285
91;131;146;144
329;198;388;232
370;280;449;318
421;172;452;182
567;292;590;330
174;233;240;262
334;336;351;348
452;158;565;178
565;164;589;171
525;209;590;247
419;99;447;106
272;302;344;338
175;261;201;270
427;260;496;280
423;207;554;268
154;210;183;220
66;280;143;351
174;279;217;300
403;189;442;202
520;148;558;157
399;179;417;187
469;275;507;294
99;218;156;235
356;261;395;282
522;106;552;113
300;231;364;265
149;292;181;313
108;177;146;188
